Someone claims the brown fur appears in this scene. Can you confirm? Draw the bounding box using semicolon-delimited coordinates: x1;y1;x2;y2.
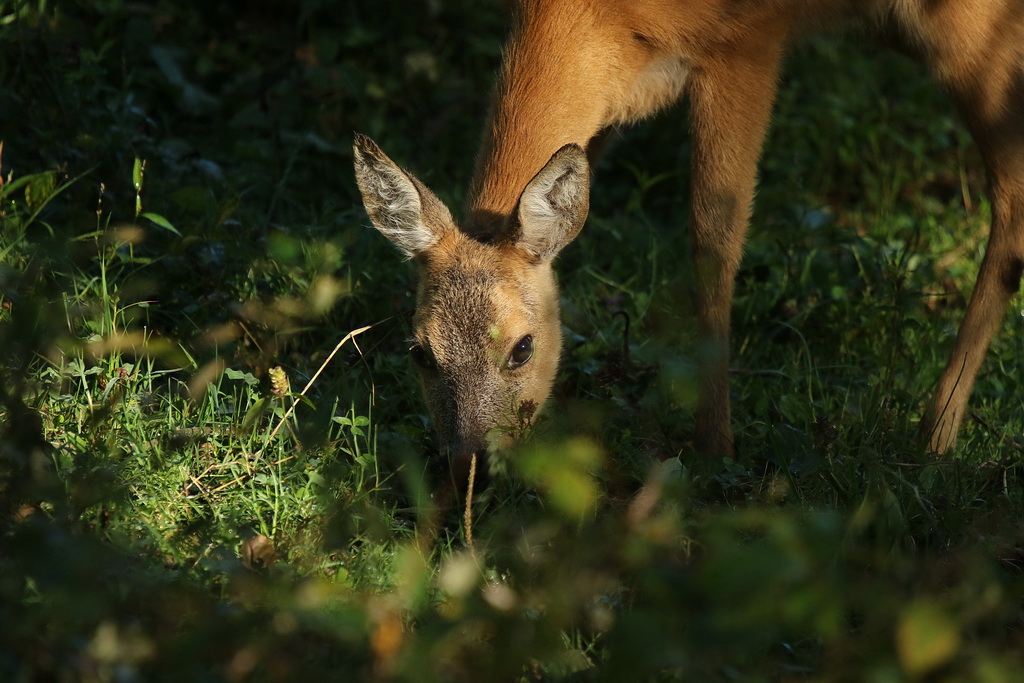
356;0;1024;470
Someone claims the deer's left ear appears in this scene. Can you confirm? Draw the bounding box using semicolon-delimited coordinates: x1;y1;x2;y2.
352;133;454;259
508;143;590;262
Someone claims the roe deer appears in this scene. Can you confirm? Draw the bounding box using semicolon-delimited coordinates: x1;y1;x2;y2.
354;0;1024;483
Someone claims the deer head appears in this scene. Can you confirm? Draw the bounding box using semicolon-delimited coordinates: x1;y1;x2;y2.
352;133;589;488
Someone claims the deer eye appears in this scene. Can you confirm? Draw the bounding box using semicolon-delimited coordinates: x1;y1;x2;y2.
409;343;435;370
508;334;534;369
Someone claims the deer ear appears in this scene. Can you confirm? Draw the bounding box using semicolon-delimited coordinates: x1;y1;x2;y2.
352;133;453;259
509;143;589;262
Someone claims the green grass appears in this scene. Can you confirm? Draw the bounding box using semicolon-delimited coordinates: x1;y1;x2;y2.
2;2;1023;681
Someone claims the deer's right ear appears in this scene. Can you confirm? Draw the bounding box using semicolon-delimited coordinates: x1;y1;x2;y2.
352;133;452;259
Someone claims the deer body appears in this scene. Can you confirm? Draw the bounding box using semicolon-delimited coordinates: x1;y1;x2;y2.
355;0;1024;477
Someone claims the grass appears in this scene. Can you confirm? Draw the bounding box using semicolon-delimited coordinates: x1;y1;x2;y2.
2;1;1023;681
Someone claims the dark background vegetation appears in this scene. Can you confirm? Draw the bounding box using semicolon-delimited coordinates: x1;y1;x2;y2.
1;0;1022;680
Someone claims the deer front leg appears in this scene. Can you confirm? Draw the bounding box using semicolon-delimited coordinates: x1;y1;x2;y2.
687;46;784;456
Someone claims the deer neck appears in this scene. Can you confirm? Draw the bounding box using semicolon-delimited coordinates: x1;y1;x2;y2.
464;0;696;238
464;2;616;238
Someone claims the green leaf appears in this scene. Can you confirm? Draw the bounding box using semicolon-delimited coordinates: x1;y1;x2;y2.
140;212;181;236
132;157;143;191
24;172;56;209
897;600;960;677
224;368;258;386
241;397;269;432
518;437;603;520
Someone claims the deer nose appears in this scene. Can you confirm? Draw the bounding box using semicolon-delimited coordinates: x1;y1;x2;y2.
449;448;490;494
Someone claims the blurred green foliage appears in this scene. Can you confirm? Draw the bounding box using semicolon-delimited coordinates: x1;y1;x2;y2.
1;0;1022;681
